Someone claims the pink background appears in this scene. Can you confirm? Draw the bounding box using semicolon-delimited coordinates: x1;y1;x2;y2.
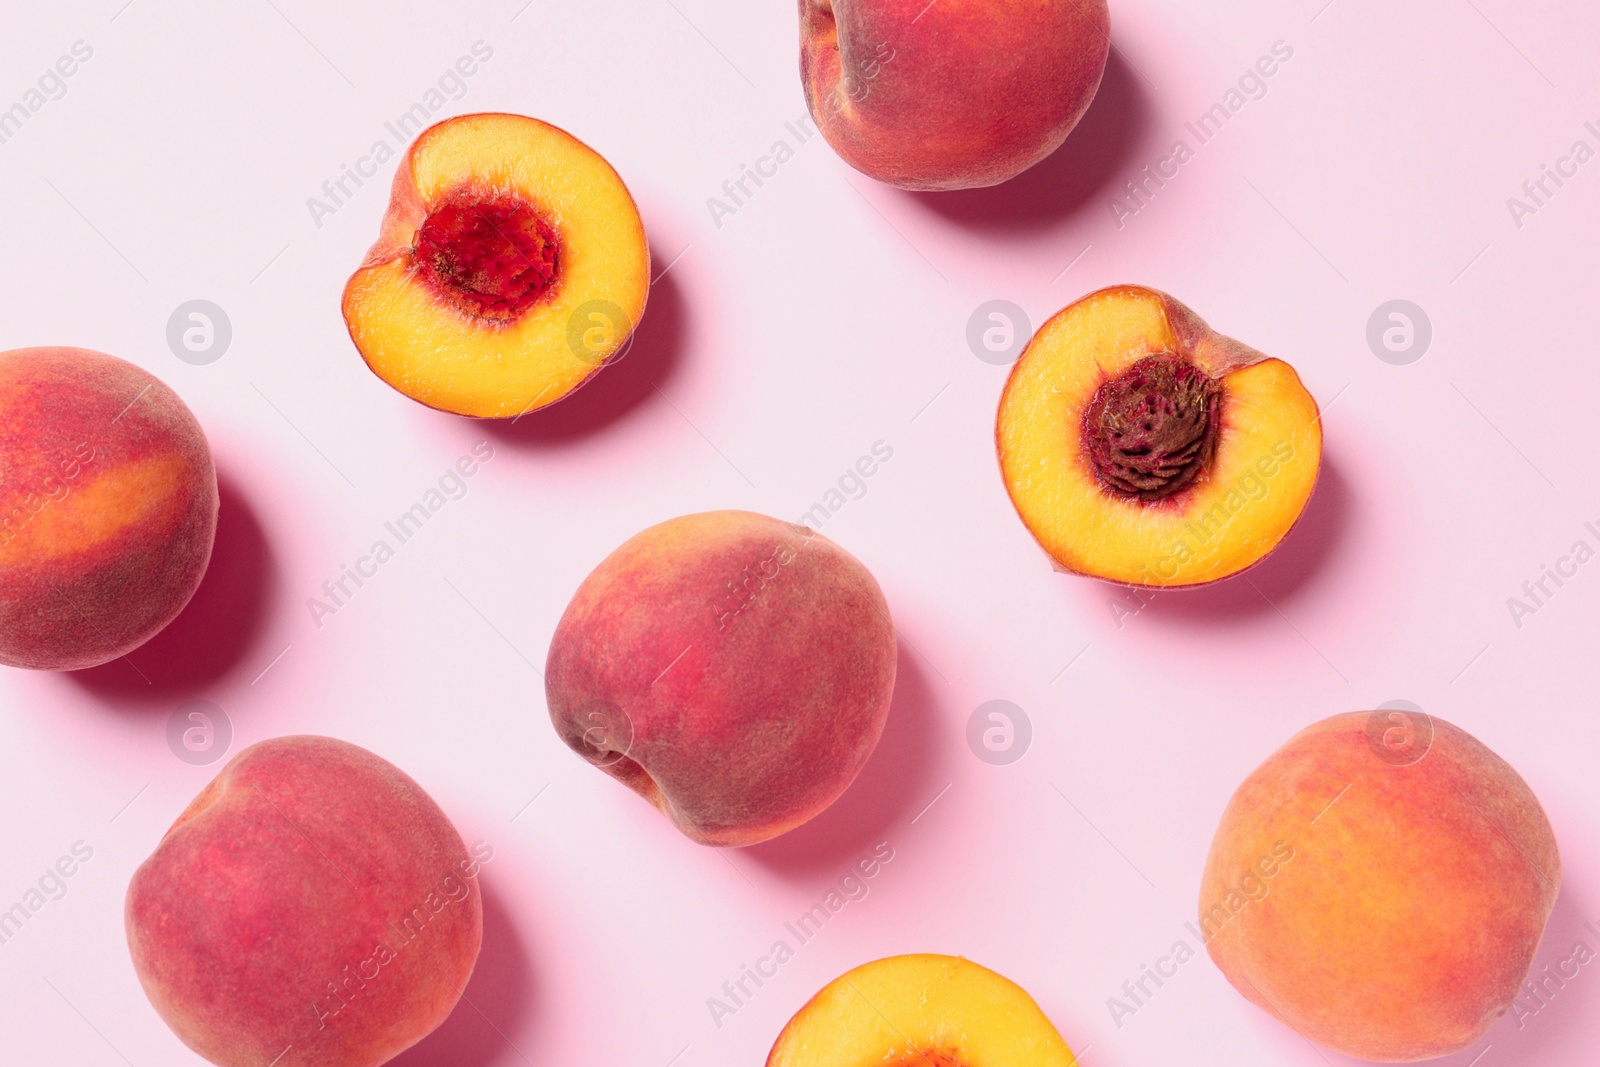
3;1;1599;1064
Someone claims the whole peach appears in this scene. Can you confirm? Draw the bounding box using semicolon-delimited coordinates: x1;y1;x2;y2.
1201;711;1560;1061
800;0;1111;190
545;511;897;846
0;347;217;670
126;736;486;1067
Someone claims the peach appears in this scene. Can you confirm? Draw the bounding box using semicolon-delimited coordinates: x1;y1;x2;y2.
997;286;1321;586
125;736;486;1067
343;112;651;418
545;511;896;846
800;0;1111;190
768;954;1079;1066
0;347;217;671
1201;711;1561;1061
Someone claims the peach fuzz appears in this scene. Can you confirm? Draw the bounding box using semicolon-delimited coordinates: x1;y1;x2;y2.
0;347;216;671
1201;712;1560;1061
768;954;1079;1067
800;0;1111;190
545;510;897;847
343;112;650;418
126;736;485;1067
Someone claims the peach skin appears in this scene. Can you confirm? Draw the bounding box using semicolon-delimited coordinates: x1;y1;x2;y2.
1201;711;1560;1061
0;347;217;671
545;510;897;846
125;736;487;1067
800;0;1111;190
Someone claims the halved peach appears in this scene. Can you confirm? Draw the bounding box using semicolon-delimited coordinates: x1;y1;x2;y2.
767;954;1078;1067
996;286;1321;587
342;113;650;418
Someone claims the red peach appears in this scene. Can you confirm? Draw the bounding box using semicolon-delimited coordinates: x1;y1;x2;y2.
546;511;897;846
125;736;486;1067
800;0;1111;190
0;347;217;671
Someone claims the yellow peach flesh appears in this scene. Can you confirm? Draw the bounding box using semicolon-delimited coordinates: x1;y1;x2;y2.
343;113;650;418
997;286;1321;586
767;954;1078;1067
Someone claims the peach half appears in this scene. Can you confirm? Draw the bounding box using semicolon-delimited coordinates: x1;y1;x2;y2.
0;347;217;671
996;286;1321;586
545;511;897;847
800;0;1111;190
343;113;650;418
767;954;1079;1067
126;736;485;1067
1202;711;1560;1061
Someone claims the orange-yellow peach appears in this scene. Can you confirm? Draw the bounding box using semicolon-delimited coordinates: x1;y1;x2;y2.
125;736;486;1067
0;347;217;671
343;112;650;418
768;954;1079;1067
1201;711;1561;1061
997;285;1321;586
800;0;1111;190
545;511;896;846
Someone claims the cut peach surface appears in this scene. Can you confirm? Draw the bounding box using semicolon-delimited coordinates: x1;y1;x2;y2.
767;954;1078;1067
996;286;1321;587
343;113;650;418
